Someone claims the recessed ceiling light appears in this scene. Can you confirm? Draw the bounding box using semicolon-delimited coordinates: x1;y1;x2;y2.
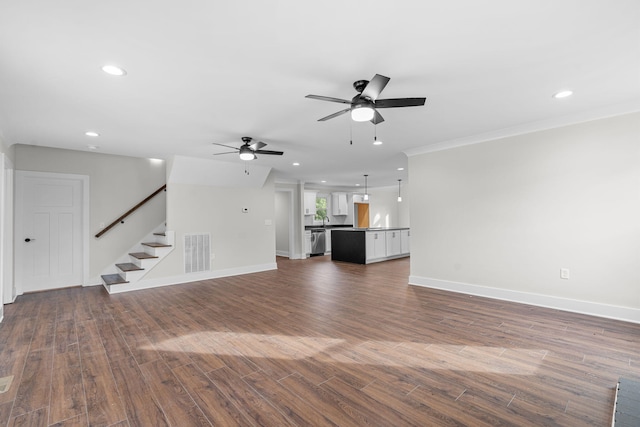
321;180;327;183
292;162;300;166
397;167;404;171
87;145;99;150
85;131;99;137
553;90;573;99
102;65;127;76
355;184;360;187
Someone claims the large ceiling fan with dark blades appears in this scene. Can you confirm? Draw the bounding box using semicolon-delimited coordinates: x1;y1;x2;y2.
213;137;283;161
306;74;426;124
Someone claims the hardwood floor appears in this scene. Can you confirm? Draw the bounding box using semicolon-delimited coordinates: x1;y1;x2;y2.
1;255;639;426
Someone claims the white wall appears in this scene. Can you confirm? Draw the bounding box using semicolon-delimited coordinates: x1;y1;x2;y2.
409;112;640;322
146;174;277;279
368;184;410;228
14;145;166;281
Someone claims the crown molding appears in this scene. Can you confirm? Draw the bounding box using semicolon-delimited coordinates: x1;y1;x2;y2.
404;100;640;157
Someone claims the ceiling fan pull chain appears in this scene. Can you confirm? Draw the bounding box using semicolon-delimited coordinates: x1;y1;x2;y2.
350;119;353;145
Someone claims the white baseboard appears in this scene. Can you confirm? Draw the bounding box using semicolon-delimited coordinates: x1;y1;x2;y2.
105;262;278;294
409;275;640;324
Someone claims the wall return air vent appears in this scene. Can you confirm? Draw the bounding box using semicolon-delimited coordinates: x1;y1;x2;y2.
184;233;211;273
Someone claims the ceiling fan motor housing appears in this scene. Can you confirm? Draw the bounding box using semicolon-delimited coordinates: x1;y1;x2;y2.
353;80;369;93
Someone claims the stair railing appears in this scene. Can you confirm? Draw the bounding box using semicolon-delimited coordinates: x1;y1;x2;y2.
95;184;166;238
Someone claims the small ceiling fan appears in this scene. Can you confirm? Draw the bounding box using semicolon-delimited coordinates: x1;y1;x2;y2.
306;74;426;124
213;137;283;161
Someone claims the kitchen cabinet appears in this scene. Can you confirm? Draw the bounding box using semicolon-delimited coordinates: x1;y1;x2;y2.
365;231;387;262
304;230;311;255
385;230;402;257
401;229;410;254
304;191;317;216
325;229;331;253
331;192;348;216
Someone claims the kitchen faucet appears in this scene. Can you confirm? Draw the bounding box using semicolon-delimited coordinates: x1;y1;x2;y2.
322;216;329;227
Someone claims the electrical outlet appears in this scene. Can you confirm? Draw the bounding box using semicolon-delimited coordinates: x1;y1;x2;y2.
560;268;570;280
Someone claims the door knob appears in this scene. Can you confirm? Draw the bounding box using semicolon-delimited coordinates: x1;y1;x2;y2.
25;238;35;242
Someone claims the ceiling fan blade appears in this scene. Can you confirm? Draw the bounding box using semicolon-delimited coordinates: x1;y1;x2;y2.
318;108;351;121
360;74;390;101
254;149;284;156
212;142;240;150
249;141;266;150
370;110;385;125
306;94;351;104
375;97;426;108
212;151;238;156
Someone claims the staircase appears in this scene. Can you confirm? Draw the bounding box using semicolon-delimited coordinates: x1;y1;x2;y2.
101;230;174;293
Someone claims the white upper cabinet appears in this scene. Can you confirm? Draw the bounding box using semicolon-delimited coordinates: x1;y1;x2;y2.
304;191;317;216
331;192;348;216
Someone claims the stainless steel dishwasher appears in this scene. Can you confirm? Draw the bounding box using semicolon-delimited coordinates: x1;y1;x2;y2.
310;229;326;256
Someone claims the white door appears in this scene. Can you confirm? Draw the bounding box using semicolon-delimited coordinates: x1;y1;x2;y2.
16;171;87;293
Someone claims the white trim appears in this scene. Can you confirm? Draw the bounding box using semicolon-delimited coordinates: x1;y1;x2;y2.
2;156;14;304
104;262;277;294
404;101;640;157
275;187;296;260
409;275;640;325
82;174;90;286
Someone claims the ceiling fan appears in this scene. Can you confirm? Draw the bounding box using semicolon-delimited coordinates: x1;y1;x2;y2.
306;74;426;124
212;137;283;161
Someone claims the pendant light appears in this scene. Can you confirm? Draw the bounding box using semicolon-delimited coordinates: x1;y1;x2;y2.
397;179;402;202
363;174;369;201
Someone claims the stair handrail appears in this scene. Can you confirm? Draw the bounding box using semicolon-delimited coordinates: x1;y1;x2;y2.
95;184;166;238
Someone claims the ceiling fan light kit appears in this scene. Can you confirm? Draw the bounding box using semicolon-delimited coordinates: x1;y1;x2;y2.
351;104;375;122
238;145;255;160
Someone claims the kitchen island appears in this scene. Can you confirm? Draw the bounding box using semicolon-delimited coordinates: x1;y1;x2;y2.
331;228;410;264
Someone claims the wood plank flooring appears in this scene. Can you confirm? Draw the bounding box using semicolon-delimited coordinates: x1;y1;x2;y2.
1;255;639;426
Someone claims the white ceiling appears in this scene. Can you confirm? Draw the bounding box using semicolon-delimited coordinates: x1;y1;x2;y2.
1;0;639;188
